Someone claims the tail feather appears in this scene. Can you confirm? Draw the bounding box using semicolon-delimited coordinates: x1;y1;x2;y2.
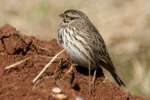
111;72;126;87
98;57;125;87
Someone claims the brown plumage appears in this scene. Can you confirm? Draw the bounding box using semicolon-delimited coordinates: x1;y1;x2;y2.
57;9;125;86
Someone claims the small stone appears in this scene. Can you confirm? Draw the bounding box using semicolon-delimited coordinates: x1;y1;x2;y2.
75;96;84;100
52;93;68;100
52;87;62;94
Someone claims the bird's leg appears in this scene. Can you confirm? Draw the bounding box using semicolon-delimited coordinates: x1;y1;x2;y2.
56;63;77;89
92;69;97;85
53;58;64;80
89;69;97;95
63;63;77;85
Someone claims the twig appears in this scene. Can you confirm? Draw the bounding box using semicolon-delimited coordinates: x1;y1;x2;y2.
32;49;65;83
37;55;62;63
37;45;51;53
5;57;31;70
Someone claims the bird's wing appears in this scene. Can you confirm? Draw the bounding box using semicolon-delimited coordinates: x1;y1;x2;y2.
71;19;113;66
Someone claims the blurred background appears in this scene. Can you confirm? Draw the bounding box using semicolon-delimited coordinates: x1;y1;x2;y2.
0;0;150;98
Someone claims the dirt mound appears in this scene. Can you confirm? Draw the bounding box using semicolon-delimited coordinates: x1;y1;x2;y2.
0;25;144;100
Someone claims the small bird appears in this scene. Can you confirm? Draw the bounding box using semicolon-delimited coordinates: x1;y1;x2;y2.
57;9;125;86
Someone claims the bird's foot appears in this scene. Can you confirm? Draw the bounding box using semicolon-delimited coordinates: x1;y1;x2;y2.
55;63;77;90
102;77;107;84
53;58;69;80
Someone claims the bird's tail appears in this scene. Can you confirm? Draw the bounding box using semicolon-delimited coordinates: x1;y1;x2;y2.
111;72;126;87
99;57;126;87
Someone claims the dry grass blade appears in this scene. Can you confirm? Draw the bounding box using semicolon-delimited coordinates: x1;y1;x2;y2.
37;55;62;63
5;57;31;70
32;49;65;83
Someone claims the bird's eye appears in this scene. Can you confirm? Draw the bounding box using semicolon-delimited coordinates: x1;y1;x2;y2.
65;15;69;18
65;14;74;20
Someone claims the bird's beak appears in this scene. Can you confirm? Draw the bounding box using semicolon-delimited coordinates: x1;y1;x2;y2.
59;13;64;18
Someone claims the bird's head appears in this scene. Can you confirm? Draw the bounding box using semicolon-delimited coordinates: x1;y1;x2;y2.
59;9;87;23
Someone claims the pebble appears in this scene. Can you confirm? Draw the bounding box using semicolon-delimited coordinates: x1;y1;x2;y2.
75;96;84;100
52;93;68;100
52;87;62;94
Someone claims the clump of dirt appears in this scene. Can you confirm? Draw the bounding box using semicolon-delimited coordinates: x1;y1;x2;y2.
0;24;145;100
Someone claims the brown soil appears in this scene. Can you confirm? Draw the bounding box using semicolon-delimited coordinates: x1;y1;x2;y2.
0;24;145;100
